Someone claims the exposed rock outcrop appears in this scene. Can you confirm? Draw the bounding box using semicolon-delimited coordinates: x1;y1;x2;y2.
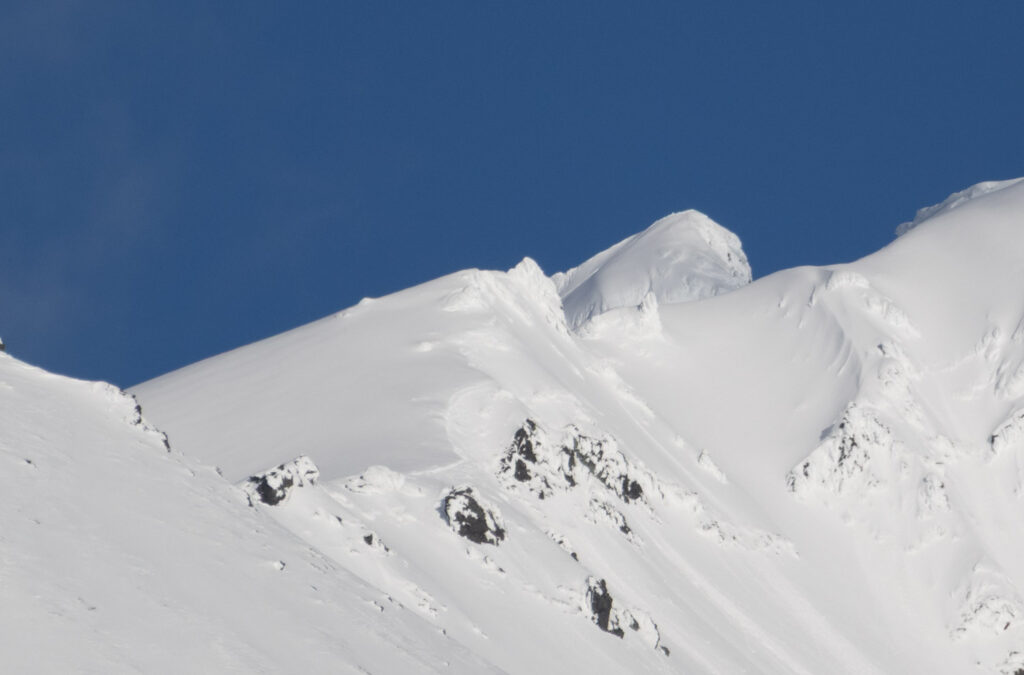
787;403;893;498
583;577;668;653
243;456;320;506
441;487;506;546
586;577;624;637
94;382;171;450
499;419;653;505
952;562;1023;640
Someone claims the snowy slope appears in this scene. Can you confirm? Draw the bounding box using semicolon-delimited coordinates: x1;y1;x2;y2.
895;177;1024;237
129;179;1024;674
0;353;495;674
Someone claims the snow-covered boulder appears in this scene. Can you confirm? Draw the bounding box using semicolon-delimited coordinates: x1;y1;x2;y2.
583;577;668;653
585;577;624;637
441;486;506;546
344;465;409;494
243;455;320;506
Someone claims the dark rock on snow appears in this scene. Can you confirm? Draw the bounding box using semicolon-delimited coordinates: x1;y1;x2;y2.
441;486;506;546
243;456;320;506
499;419;649;505
586;577;624;638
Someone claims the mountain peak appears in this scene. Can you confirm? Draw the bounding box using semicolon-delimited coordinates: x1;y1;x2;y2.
552;210;751;329
895;177;1024;237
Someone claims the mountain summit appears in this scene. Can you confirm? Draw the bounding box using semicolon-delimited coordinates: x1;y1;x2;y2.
553;210;751;329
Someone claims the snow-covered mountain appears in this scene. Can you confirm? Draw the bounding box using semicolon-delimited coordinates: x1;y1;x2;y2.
7;178;1024;673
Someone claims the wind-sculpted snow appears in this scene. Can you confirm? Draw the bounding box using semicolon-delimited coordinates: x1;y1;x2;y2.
787;403;894;498
990;408;1024;454
93;381;170;450
811;268;919;338
696;450;728;483
895;178;1024;236
553;210;750;329
344;464;413;494
444;257;569;337
953;562;1024;640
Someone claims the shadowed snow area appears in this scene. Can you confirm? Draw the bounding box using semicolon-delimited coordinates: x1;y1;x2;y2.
552;209;752;329
19;178;1024;673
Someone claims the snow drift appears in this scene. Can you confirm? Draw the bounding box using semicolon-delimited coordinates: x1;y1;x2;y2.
552;209;751;329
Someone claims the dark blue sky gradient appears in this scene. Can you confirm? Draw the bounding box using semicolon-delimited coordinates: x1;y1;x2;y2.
2;1;1022;385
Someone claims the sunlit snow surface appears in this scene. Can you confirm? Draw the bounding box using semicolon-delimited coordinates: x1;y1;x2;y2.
553;209;752;329
18;179;1024;673
0;356;493;673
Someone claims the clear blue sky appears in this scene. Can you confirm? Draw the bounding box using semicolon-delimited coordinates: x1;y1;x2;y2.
2;1;1022;386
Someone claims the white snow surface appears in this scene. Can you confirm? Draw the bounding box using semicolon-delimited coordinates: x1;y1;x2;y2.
895;177;1024;237
0;355;493;673
10;178;1024;673
552;209;751;329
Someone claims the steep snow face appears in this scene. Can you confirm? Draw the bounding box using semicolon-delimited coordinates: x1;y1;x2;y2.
0;353;493;674
552;210;751;329
131;178;1024;674
132;257;570;482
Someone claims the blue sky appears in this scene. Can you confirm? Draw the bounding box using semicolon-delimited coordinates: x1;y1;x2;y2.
2;1;1022;386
